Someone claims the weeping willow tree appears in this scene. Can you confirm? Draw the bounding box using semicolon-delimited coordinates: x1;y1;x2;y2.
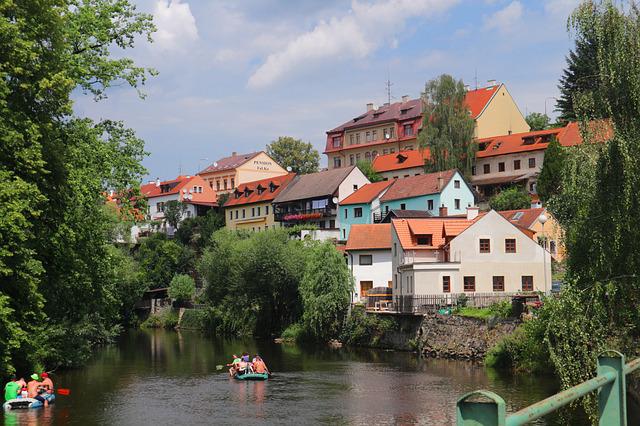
418;74;476;177
542;1;640;420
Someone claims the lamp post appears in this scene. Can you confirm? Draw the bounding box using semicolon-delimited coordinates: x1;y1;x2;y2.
539;213;548;294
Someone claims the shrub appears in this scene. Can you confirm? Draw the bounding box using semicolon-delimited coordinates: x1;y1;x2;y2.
280;323;306;342
179;309;208;329
340;306;395;347
168;274;195;302
141;309;178;329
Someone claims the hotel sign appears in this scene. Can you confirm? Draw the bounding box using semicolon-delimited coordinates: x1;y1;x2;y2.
253;160;273;171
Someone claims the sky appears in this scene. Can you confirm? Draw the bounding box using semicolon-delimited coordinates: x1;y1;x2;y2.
74;0;582;180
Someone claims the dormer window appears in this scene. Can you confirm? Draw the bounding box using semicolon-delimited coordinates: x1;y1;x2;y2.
244;188;253;197
416;235;432;246
234;189;242;199
332;136;341;148
522;136;536;145
269;182;278;193
396;154;407;164
478;142;490;151
257;185;265;195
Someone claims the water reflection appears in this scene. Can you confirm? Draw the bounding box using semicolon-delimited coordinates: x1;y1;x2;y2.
1;329;586;425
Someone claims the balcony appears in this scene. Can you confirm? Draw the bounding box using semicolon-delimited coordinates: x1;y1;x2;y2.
274;206;334;222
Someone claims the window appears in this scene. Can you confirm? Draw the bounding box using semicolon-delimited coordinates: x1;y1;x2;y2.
493;276;505;292
529;157;536;168
417;235;432;246
366;131;371;142
242;209;246;219
383;149;388;155
365;151;371;162
360;281;373;297
372;130;377;140
319;220;326;229
428;200;434;210
157;202;163;213
514;159;521;170
454;180;460;189
443;276;451;293
257;206;261;216
483;164;490;174
266;206;269;215
251;207;255;217
344;209;348;219
231;178;235;188
356;133;360;144
498;162;505;172
404;175;409;178
349;134;354;145
390;148;395;153
229;211;233;220
404;145;414;150
372;150;378;158
350;154;355;166
353;184;358;191
334;157;342;168
400;203;406;210
354;207;363;217
505;238;517;253
393;243;397;256
472;166;476;176
356;153;361;161
385;205;389;213
522;276;534;292
359;255;373;265
463;276;476;292
403;123;413;136
455;199;460;210
550;240;557;254
216;180;221;191
389;127;395;138
329;219;335;228
235;210;238;219
312;199;328;209
479;238;491;253
332;136;341;148
224;179;228;190
529;182;536;192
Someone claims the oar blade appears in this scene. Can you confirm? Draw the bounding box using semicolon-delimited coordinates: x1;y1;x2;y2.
57;388;70;395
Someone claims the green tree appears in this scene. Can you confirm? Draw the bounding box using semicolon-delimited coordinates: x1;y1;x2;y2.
175;209;225;250
267;136;319;174
489;187;530;211
163;200;187;229
536;138;566;202
300;242;352;341
169;274;196;303
418;74;476;177
136;233;193;289
525;112;550;131
356;160;382;182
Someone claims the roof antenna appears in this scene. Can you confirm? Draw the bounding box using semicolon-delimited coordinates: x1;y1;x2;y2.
474;68;478;90
385;69;393;105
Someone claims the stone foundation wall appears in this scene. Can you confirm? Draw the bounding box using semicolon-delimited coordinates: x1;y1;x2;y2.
417;314;519;360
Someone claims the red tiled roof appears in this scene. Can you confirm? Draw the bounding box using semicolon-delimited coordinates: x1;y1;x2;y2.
198;152;261;174
328;99;422;134
340;180;394;205
224;173;296;207
475;121;612;159
345;224;392;250
392;217;477;250
140;175;217;204
380;169;456;202
498;208;545;230
372;149;431;173
465;85;500;118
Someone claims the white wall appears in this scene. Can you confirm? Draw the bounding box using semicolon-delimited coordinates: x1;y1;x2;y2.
347;249;392;302
337;167;370;202
379;166;424;181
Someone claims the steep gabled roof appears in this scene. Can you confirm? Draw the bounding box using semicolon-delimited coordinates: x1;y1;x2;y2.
380;169;457;202
372;149;431;173
392;217;477;250
140;175;217;204
345;224;392;251
340;180;394;205
141;176;196;198
224;173;296;207
465;84;500;118
498;208;545;230
273;166;356;203
198;152;261;174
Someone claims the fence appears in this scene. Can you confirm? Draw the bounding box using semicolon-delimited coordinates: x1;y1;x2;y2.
457;350;640;425
391;293;520;314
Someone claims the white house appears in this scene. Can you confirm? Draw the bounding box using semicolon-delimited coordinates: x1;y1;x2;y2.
391;209;551;296
345;224;393;303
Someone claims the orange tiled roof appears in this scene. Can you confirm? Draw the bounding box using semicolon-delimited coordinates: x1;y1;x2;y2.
465;84;500;118
380;169;456;202
345;224;392;250
498;208;545;230
392;217;477;250
372;149;430;173
198;152;261;174
340;180;395;205
140;175;218;204
475;121;612;159
224;173;296;207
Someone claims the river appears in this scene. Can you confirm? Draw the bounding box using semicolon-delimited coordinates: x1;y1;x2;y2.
3;328;587;425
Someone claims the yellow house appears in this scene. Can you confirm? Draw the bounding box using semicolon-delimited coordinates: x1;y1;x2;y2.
224;173;296;231
324;82;530;169
498;208;565;261
198;151;288;195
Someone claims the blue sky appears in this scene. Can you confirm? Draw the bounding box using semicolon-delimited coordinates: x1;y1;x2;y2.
74;0;581;180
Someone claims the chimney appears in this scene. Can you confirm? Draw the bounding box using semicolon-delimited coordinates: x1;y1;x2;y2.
437;175;444;190
464;84;470;91
232;151;237;156
366;103;374;112
439;205;448;217
466;206;479;220
402;95;409;103
155;177;161;187
487;79;496;87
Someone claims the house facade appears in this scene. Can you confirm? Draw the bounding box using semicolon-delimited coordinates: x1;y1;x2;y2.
272;166;369;240
324;82;529;170
198;151;288;195
345;224;393;303
391;210;552;297
224;173;295;231
338;180;394;240
379;169;474;217
499;208;565;261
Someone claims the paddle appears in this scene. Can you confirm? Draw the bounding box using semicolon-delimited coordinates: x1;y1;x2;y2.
57;389;70;396
216;365;224;371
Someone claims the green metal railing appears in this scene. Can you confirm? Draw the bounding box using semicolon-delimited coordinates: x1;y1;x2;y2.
456;350;640;426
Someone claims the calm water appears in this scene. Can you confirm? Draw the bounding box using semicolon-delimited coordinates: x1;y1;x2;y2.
3;329;584;425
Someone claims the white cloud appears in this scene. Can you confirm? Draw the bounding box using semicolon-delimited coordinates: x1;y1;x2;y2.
247;0;460;89
484;1;523;33
153;0;198;50
544;0;581;17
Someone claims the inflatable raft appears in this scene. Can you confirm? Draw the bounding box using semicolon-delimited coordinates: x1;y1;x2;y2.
3;393;55;410
234;372;269;381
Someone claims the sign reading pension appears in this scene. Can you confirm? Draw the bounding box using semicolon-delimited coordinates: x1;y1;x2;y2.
253;160;273;171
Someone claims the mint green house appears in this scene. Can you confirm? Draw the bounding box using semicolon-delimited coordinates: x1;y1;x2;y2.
338;180;394;241
379;169;474;217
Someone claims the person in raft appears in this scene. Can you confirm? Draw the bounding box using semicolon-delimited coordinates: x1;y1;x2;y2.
252;356;269;375
40;372;54;394
4;375;26;402
27;374;49;407
227;354;241;377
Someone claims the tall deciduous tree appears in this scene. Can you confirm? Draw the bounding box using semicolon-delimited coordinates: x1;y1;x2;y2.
525;112;551;131
418;74;476;177
163;200;187;229
356;160;382;182
536;138;566;202
0;1;155;374
488;187;531;211
267;136;319;174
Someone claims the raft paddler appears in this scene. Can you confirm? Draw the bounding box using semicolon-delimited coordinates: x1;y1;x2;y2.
27;374;48;407
227;355;241;377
